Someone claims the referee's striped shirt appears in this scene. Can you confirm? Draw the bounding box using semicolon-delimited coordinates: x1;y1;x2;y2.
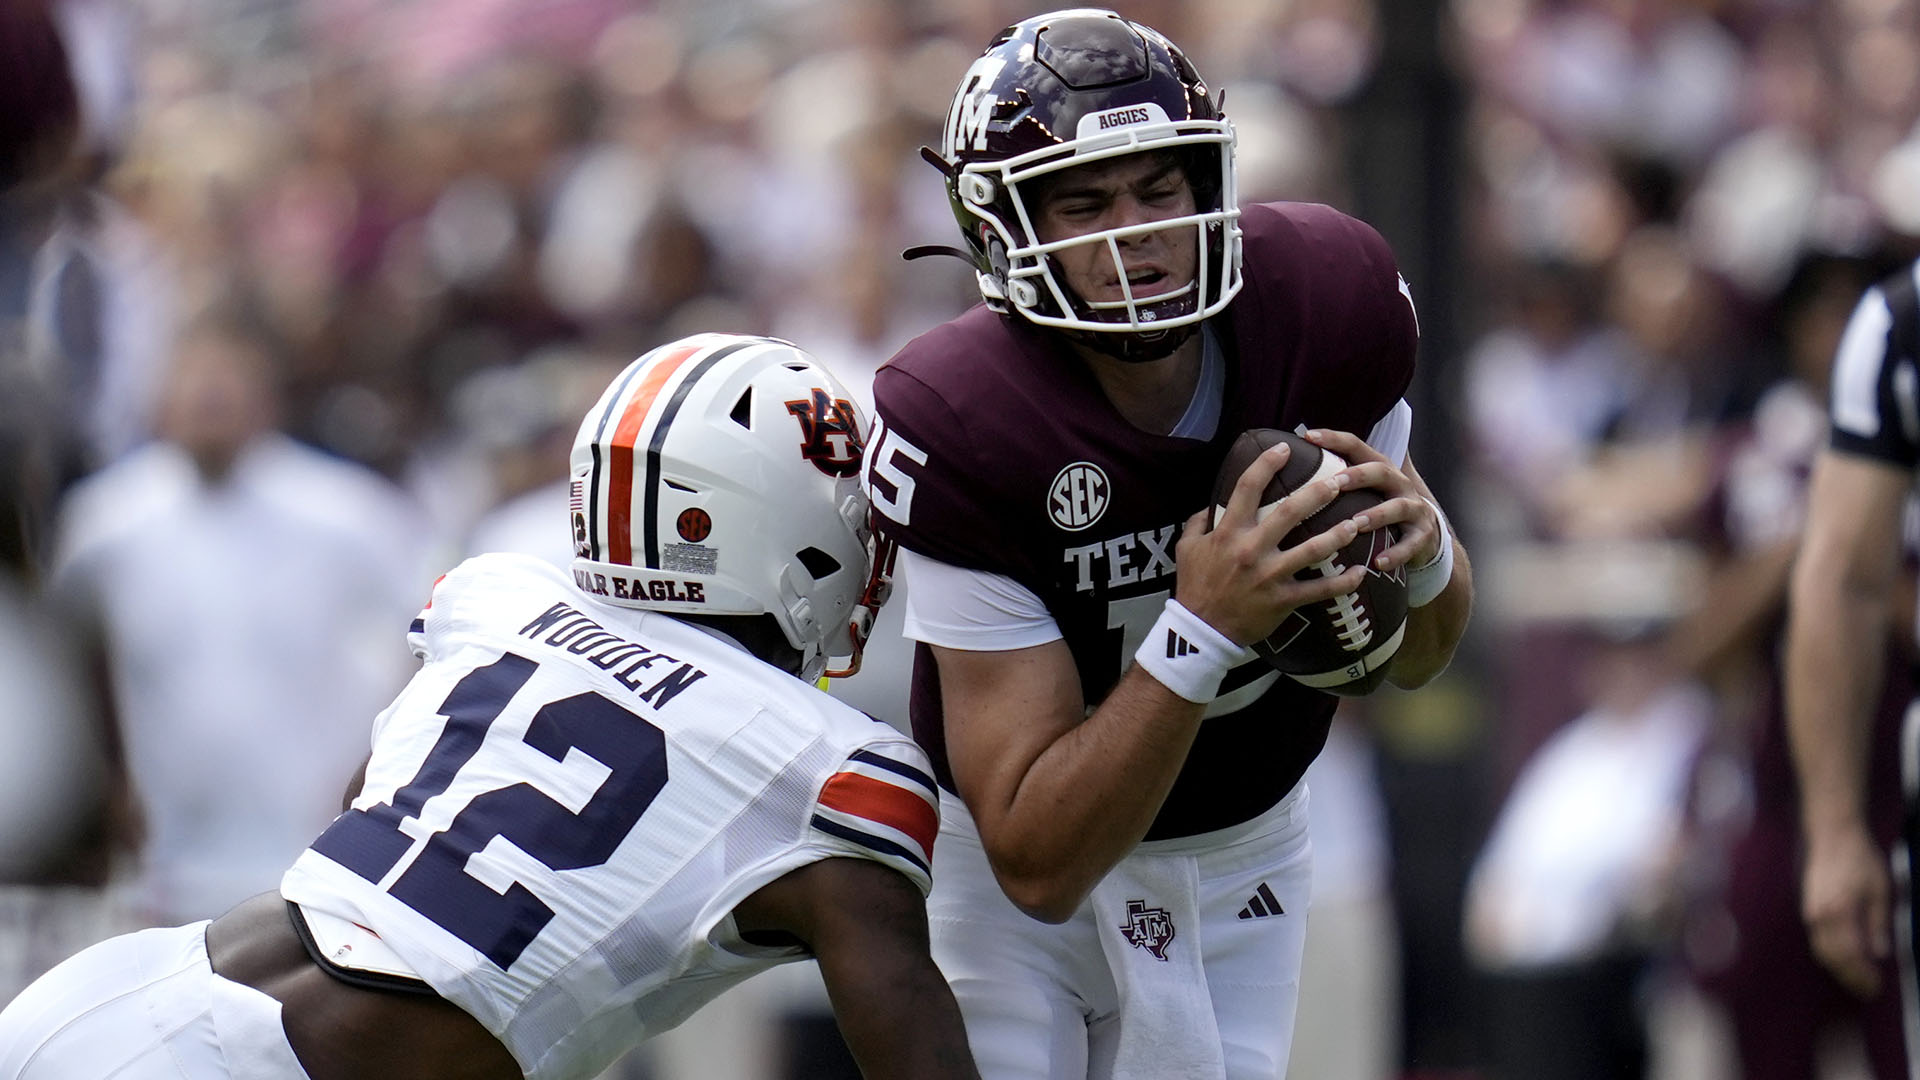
1832;259;1920;467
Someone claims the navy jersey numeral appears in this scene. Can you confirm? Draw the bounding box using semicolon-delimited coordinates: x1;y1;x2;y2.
310;651;669;968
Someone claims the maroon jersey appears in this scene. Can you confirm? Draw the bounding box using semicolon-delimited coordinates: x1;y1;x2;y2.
866;201;1418;838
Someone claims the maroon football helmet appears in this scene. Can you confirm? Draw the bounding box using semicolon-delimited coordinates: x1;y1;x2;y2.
922;9;1243;363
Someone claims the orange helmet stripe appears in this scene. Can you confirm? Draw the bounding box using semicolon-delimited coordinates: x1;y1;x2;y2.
606;344;701;566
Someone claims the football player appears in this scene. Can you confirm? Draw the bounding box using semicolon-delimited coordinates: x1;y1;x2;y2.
864;10;1473;1077
1787;258;1920;1028
0;334;979;1080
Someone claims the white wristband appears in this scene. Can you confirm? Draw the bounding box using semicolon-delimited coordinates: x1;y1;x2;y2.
1132;600;1253;703
1406;496;1455;609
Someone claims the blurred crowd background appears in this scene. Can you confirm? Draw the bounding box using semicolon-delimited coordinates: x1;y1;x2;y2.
5;0;1920;1078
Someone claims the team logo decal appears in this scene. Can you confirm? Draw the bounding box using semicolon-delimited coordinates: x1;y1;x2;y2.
1076;101;1173;140
1048;462;1110;531
676;507;712;542
786;390;865;478
945;54;1007;155
1117;899;1175;961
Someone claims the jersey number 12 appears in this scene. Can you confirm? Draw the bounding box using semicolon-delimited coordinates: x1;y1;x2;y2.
310;651;668;969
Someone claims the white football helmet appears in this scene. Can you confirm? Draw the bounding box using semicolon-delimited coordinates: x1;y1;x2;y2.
568;334;891;680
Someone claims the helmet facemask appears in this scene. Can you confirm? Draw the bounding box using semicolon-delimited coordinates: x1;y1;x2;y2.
824;517;896;680
967;129;1240;357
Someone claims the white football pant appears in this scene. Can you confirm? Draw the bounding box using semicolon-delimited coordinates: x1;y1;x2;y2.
0;922;310;1079
928;784;1312;1080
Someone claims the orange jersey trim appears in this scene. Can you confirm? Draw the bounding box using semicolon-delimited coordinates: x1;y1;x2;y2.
818;772;938;861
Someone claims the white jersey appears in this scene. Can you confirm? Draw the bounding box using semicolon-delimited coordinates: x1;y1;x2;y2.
280;553;938;1080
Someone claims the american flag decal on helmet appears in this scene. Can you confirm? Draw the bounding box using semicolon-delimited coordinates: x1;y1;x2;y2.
810;748;939;877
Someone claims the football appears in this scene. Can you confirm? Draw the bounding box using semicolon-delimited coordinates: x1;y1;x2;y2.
1212;428;1408;696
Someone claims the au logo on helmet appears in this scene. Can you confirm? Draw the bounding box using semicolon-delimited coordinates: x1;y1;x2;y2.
786;390;865;477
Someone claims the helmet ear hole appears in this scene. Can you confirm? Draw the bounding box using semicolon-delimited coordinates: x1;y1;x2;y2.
795;547;841;580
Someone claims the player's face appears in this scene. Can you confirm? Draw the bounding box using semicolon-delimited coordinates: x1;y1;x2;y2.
1032;152;1199;309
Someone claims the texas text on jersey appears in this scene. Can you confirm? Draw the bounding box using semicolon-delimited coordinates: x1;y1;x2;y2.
281;552;938;1080
865;201;1417;838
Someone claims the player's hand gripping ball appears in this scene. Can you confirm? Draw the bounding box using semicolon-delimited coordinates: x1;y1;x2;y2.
1213;429;1409;695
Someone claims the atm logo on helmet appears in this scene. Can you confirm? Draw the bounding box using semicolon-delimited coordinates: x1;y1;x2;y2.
786;390;865;478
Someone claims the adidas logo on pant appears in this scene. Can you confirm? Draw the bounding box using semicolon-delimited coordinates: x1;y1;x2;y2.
1236;882;1285;920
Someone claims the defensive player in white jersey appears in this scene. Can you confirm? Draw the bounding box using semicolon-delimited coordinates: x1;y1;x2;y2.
0;334;980;1080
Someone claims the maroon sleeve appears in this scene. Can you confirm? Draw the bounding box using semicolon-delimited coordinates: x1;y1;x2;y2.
1335;209;1420;420
864;352;1023;577
1227;202;1418;440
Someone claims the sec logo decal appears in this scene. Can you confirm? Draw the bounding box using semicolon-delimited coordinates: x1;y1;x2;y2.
1048;461;1110;531
676;507;713;542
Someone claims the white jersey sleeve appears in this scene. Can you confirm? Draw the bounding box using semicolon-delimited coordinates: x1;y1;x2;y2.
897;546;1062;650
1367;398;1413;468
803;739;938;893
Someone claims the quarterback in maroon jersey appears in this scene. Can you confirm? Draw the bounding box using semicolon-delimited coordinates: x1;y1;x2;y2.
862;9;1473;1078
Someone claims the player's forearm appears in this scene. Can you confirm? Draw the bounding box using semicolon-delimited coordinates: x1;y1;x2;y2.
1786;578;1888;843
982;668;1204;921
1388;536;1473;689
828;956;981;1079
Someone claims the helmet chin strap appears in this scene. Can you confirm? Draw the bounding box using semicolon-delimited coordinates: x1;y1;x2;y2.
1060;320;1200;363
1050;267;1203;363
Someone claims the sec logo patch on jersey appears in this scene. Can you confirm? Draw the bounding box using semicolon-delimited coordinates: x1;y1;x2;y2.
1049;461;1111;531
